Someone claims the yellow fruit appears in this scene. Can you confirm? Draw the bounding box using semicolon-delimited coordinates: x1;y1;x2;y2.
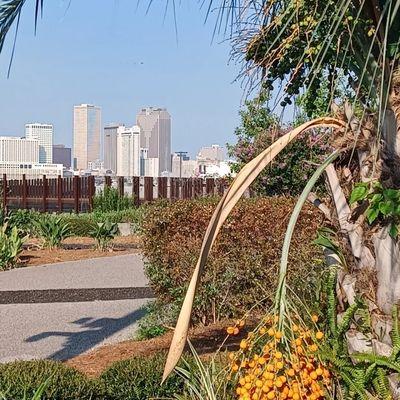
240;340;248;349
316;331;324;340
311;315;319;323
227;326;235;335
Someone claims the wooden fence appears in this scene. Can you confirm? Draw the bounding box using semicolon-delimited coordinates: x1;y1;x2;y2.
0;174;227;213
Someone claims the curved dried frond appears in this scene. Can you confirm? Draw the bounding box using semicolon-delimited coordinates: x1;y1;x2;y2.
162;117;347;381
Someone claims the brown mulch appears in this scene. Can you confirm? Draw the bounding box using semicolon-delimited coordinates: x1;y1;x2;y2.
19;236;141;267
66;321;256;377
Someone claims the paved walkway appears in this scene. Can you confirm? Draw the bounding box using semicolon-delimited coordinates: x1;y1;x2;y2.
0;254;153;362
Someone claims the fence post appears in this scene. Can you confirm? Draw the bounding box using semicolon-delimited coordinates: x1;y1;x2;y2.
57;175;63;212
73;175;80;213
188;178;193;199
217;178;225;196
118;176;124;197
157;177;167;199
22;174;27;209
88;175;96;212
132;177;140;206
42;175;48;212
2;174;7;210
144;177;153;202
206;178;215;196
104;175;111;189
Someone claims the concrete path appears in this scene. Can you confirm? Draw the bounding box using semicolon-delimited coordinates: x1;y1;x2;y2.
0;254;148;291
0;254;153;362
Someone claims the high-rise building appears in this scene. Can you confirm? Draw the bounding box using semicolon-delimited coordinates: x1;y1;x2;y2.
197;144;225;163
53;144;71;168
73;104;101;170
25;123;53;163
136;107;171;175
103;124;119;173
116;125;141;176
0;136;39;163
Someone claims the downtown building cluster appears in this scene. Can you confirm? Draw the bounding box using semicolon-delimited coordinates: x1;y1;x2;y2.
0;104;227;179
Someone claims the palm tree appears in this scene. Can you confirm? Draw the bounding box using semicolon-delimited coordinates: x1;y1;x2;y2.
2;0;400;395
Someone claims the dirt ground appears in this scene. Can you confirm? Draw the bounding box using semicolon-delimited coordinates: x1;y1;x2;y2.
19;236;141;267
66;321;254;377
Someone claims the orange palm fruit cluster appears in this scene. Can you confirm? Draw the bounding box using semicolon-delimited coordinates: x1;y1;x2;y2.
228;314;330;400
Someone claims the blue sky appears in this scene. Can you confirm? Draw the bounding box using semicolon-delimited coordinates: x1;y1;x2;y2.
0;0;244;157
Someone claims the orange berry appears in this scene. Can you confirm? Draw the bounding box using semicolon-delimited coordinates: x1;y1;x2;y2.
315;331;324;340
275;331;283;340
309;344;318;352
311;315;319;323
240;340;248;349
268;328;275;336
274;351;283;359
227;326;235;335
233;327;240;335
267;390;275;399
276;361;284;370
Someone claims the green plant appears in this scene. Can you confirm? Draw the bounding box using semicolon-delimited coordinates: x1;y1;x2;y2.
228;95;330;196
99;352;184;400
141;197;324;325
136;301;177;340
35;216;71;249
89;221;119;251
0;224;25;270
0;360;102;400
350;181;400;237
7;210;41;237
93;186;134;213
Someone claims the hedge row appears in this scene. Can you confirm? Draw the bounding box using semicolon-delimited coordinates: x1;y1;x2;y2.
0;353;183;400
141;197;325;324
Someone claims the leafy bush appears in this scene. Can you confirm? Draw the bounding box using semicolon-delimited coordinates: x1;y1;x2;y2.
0;360;102;400
93;186;134;213
35;216;71;249
135;301;177;340
0;224;25;270
141;197;324;324
89;222;119;251
99;352;184;400
228;96;330;196
7;210;41;237
58;214;97;237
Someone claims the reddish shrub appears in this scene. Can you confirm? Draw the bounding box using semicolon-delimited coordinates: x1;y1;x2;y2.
141;197;324;324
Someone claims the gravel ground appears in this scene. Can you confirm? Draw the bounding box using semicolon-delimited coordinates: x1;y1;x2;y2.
0;298;150;362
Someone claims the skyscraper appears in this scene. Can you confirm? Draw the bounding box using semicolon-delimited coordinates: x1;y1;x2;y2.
53;144;71;168
136;107;171;174
25;123;53;163
103;124;119;173
73;104;101;170
0;136;39;163
116;125;141;176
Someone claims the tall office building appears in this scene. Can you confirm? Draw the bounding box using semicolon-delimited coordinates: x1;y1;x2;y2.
103;124;119;172
53;144;71;168
25;123;53;163
116;125;141;176
0;136;39;163
73;104;101;170
136;107;171;175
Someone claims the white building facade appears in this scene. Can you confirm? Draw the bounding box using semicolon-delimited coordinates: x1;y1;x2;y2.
0;162;63;179
0;136;39;164
116;125;141;176
25;123;53;163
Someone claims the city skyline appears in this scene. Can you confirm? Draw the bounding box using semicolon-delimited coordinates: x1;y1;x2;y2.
0;2;242;157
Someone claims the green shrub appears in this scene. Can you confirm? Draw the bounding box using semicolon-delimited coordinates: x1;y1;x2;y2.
35;216;71;249
99;352;184;400
135;301;177;340
93;186;134;213
58;213;97;237
0;360;102;400
141;197;324;324
89;222;119;251
0;224;25;270
6;210;41;237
